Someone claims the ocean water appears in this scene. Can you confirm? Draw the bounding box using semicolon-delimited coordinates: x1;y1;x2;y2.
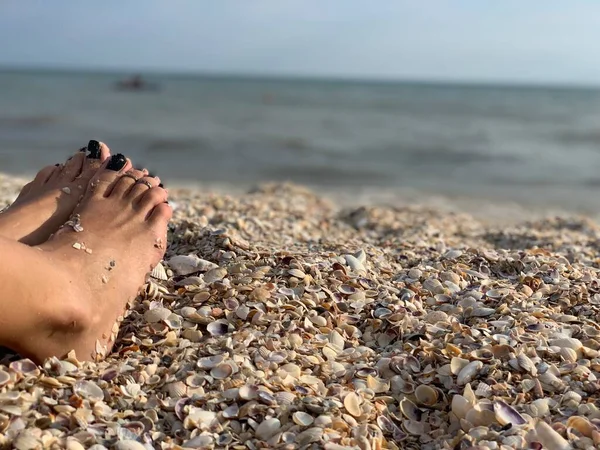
2;69;600;215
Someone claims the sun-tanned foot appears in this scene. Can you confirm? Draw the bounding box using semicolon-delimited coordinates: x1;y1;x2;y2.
0;140;111;245
12;154;172;362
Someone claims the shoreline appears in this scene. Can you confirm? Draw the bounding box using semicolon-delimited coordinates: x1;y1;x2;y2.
0;173;599;449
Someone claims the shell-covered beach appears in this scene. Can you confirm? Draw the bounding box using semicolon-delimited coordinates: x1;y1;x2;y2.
1;174;600;450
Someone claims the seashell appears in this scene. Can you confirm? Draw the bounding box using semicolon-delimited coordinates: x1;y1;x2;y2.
150;262;168;280
186;408;217;428
296;427;323;446
475;382;491;398
338;284;357;295
0;369;10;386
402;419;425;435
197;354;225;369
293;411;314;426
257;390;277;406
164;381;187;398
204;267;227;284
255;418;281;441
182;436;214;448
344;255;366;273
415;385;439;406
399;398;421;421
529;399;550;418
239;384;259;400
73;380;104;402
222;404;239;419
276;391;296;405
485;288;507;299
535;420;572;450
517;353;537;375
143;307;171;323
493;400;527;426
465;406;496;427
366;375;389;394
9;359;39;376
168;255;217;276
457;361;483;385
450;357;470;375
549;338;583;358
206;319;229;336
210;363;233;380
288;268;306;278
470;307;496;317
566;416;596;438
115;441;147;450
560;347;578;363
344;392;362;417
451;395;472;420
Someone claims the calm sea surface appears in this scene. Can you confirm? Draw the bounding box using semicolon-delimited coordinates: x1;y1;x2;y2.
2;70;600;215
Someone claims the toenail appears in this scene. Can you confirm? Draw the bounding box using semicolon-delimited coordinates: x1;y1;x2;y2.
87;140;101;159
54;163;60;167
158;183;164;188
79;146;86;152
107;153;127;171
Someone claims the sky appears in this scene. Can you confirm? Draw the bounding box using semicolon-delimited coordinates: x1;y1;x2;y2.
1;1;600;85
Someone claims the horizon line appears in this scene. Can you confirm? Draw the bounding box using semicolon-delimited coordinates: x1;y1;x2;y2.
1;63;599;91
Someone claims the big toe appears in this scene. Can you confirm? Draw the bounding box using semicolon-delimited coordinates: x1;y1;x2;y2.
85;153;132;200
81;140;111;177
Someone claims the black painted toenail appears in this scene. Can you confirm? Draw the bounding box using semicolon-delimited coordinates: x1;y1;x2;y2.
107;153;127;171
55;163;60;167
87;140;101;159
79;146;86;152
158;183;164;188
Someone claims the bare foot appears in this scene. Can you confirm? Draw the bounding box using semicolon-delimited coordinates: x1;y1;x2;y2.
0;140;111;245
30;154;171;361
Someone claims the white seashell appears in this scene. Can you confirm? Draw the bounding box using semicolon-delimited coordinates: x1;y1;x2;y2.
493;400;527;426
143;307;171;323
293;411;314;426
517;353;537;375
255;418;281;441
470;307;496;317
415;385;439;406
207;319;229;336
457;361;483;385
204;267;227;284
210;363;233;380
168;255;217;276
222;404;239;418
114;440;147;450
74;380;104;402
344;392;362;417
187;408;217;428
0;369;10;386
450;357;470;375
150;262;168;280
197;354;225;369
239;384;259;400
535;420;572;450
344;254;366;273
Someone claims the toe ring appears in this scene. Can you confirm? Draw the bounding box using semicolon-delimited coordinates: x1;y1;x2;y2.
137;180;153;189
123;173;139;182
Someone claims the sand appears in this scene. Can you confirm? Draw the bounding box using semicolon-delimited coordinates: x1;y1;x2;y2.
0;173;599;450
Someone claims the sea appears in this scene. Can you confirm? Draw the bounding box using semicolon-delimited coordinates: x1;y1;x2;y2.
2;69;600;220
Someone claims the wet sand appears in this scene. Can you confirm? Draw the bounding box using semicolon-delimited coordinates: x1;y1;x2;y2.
0;174;599;449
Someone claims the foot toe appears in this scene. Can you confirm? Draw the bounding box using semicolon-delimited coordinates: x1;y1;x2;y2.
147;202;173;230
128;176;161;201
138;187;169;216
33;165;59;185
87;154;132;199
59;152;85;182
110;169;147;197
81;140;111;175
